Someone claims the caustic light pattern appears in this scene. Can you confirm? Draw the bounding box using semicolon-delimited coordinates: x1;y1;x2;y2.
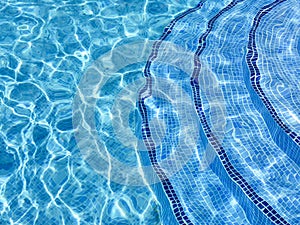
139;0;300;224
0;0;299;225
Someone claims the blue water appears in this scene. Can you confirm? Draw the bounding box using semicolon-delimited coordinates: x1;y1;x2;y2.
0;0;299;225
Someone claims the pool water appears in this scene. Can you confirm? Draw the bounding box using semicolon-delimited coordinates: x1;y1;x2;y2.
0;0;299;225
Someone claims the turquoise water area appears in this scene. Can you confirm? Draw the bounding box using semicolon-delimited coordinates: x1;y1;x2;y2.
0;0;300;225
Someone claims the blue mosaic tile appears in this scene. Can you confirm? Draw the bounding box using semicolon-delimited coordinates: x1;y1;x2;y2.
0;0;299;224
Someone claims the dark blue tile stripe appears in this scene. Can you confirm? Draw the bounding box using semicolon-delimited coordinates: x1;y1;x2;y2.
209;157;275;225
190;0;290;225
246;0;300;146
138;2;206;225
139;0;292;224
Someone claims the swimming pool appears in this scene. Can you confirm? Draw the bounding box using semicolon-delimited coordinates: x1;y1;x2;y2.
0;0;299;224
